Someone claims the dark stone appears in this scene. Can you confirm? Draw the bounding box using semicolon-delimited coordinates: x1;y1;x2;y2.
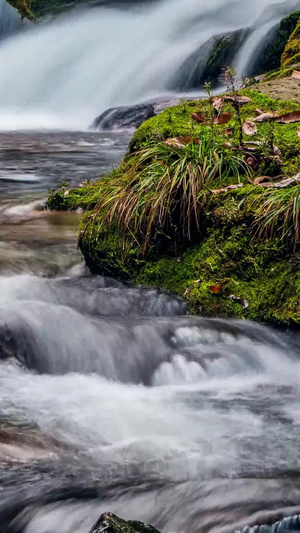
89;513;161;533
170;28;250;90
247;10;300;76
91;103;156;131
91;97;199;131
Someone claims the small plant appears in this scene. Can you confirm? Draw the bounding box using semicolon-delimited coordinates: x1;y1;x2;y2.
255;184;300;249
204;80;216;139
93;133;250;252
221;67;243;146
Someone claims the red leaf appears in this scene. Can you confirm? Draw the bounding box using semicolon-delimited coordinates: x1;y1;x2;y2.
191;112;206;123
213;113;232;125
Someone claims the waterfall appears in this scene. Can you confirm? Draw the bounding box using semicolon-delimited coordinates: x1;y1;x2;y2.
0;0;21;39
0;0;297;130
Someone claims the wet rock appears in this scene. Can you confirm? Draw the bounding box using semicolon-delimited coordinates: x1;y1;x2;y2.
91;103;156;131
89;512;160;533
91;97;192;131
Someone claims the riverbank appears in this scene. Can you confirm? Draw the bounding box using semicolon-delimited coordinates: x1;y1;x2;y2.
47;88;300;326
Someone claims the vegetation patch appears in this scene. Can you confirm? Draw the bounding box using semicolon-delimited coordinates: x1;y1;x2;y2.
48;87;300;325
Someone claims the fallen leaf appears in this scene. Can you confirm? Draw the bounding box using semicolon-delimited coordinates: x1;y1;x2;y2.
242;120;257;136
208;285;223;294
254;112;278;122
222;142;233;149
211;183;244;194
255;108;265;115
164;137;201;148
274;173;300;188
212;97;224;111
225;127;233;136
223;95;251;105
292;70;300;80
297;131;300;137
184;287;191;296
208;280;229;294
275;111;300;124
192;279;202;284
191;112;206;123
213;113;232;125
253;176;274;186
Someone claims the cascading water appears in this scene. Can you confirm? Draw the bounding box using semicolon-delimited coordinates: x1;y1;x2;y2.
0;0;297;129
0;0;22;39
1;1;300;532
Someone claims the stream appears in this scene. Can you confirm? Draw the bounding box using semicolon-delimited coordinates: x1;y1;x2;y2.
1;0;300;530
0;131;300;533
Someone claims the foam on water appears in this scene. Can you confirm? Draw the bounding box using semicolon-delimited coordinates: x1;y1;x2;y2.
0;273;300;531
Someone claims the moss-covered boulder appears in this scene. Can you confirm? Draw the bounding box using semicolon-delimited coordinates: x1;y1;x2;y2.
281;16;300;68
251;11;300;76
89;513;160;533
48;90;300;326
7;0;92;20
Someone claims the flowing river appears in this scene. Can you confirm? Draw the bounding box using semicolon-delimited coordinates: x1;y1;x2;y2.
1;131;300;533
1;1;300;532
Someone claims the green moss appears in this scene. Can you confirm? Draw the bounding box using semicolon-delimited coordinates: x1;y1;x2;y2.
7;0;89;19
253;11;300;75
79;185;300;325
47;90;300;325
129;90;300;176
281;17;300;67
46;182;101;211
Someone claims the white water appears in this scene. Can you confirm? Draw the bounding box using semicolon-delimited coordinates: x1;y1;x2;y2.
0;0;297;130
0;0;21;38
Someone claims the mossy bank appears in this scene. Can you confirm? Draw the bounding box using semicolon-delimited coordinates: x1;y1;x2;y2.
48;90;300;326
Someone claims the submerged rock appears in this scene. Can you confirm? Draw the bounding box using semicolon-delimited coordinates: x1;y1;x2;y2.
91;98;191;131
89;513;160;533
91;103;156;131
89;512;300;533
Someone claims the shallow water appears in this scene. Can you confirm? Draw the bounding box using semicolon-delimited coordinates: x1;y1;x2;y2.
0;131;129;275
0;132;300;533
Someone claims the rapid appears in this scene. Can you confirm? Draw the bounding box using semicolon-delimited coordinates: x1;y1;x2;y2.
0;1;300;532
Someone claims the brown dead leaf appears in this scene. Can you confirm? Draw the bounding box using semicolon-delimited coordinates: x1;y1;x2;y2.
275;111;300;124
253;176;275;187
164;137;201;148
242;120;257;136
225;128;233;136
211;183;244;194
213;113;232;125
255;108;265;115
292;70;300;80
222;142;233;149
274;173;300;188
223;95;251;105
191;112;206;123
212;97;224;111
184;287;191;296
253;112;278;122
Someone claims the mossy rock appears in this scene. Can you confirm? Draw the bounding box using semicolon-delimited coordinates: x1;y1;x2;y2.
7;0;90;20
48;90;300;326
251;11;300;76
281;16;300;68
79;186;300;326
89;513;160;533
46;182;101;211
173;29;249;90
